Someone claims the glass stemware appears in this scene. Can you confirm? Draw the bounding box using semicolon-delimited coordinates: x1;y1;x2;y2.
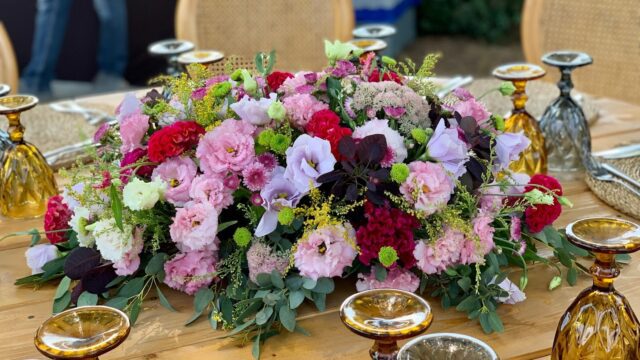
539;51;593;179
148;39;195;77
340;289;433;360
493;63;547;175
552;217;640;359
0;95;57;219
398;333;499;360
34;305;131;359
0;84;10;153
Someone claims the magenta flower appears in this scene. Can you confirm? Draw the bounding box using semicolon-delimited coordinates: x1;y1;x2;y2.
191;87;207;100
256;152;277;170
152;156;197;206
355;267;419;293
427;121;469;178
294;224;358;281
400;161;454;215
246;241;289;284
196;119;256;175
169;202;219;253
242;162;271;191
164;249;218;295
284;134;336;193
189;174;233;211
495;131;531;171
414;227;464;275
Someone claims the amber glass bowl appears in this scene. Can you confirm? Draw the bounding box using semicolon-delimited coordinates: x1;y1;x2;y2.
34;306;131;359
398;333;499;360
552;217;640;359
340;289;433;359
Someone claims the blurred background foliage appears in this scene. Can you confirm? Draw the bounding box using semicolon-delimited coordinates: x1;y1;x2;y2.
417;0;524;43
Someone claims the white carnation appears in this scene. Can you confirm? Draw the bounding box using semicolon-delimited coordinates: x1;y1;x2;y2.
92;218;134;262
122;178;165;211
69;206;93;247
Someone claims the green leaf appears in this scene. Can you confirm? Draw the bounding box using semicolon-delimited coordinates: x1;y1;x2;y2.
294;324;311;336
53;291;71;313
236;300;263;324
487;312;504;332
42;257;66;280
263;292;280;306
444;267;458;276
129;299;142;325
118;277;146;298
185;310;204;326
217;220;238;234
544;227;563;248
455;296;478;312
457;277;471;292
77;292;98;307
312;292;326;312
562;237;589;257
556;248;573;268
479;312;492;333
616;253;632;264
145;253;167;276
302;277;317;290
252;331;261;359
289;290;305;309
156;285;176;312
104;296;128;310
220;295;234;324
313;278;334;294
109;184;124;232
279;305;296;332
106;276;126;288
54;276;71;300
270;270;284;289
567;267;578;286
28;229;42;246
265;50;276;75
256;273;272;287
209;309;219;330
549;276;562;290
374;265;387;282
285;276;304;290
194;288;214;313
256;306;273;325
219;319;256;338
255;52;265;74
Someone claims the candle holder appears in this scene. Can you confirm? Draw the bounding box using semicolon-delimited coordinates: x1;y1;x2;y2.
398;333;499;360
539;51;593;179
552;217;640;359
492;63;547;175
34;305;131;359
340;289;433;360
0;95;57;219
148;39;195;77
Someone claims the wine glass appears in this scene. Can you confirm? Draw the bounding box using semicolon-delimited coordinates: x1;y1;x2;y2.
552;217;640;359
35;305;131;359
492;63;547;175
340;289;433;360
539;51;593;180
0;95;57;219
147;39;195;77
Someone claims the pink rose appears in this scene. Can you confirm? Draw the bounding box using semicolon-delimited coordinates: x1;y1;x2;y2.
169;202;219;252
119;112;149;153
196;119;256;174
164;250;217;295
294;224;357;281
356;267;419;293
400;161;454;215
189;174;233;211
152;156;198;206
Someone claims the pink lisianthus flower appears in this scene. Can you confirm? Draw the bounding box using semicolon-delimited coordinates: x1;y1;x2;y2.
451;96;491;126
169;202;219;253
242;162;272;192
246;241;289;284
152;156;198;206
119;112;150;154
413;227;465;275
282;93;329;129
400;161;454;215
353;118;408;164
164;250;218;295
113;227;144;276
355;267;420;293
479;183;505;214
196;119;256;175
189;174;234;211
294;224;358;281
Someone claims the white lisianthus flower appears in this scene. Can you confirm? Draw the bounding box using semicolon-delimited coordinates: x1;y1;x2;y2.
25;244;60;274
122;178;165;211
92;218;134;263
494;277;527;305
69;206;93;247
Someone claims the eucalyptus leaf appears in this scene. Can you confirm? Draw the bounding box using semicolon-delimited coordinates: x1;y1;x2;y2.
311;292;326;311
28;229;41;246
478;312;492;333
118;277;146;298
294;324;311;336
256;306;273;325
270;270;284;289
104;296;128;310
220;295;234;324
219;318;256;338
145;253;167;276
54;276;71;300
567;267;578;286
252;331;261;359
209;309;219;330
285;276;304;290
194;288;214;313
52;291;71;314
313;278;334;294
279;305;296;332
488;311;504;332
457;277;471;292
289;290;305;309
156;285;176;312
129;299;142;325
256;273;272;287
77;292;98;306
374;266;387;282
302;277;317;290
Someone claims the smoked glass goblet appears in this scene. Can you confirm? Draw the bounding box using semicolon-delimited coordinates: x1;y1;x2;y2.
552;217;640;359
340;289;433;360
492;63;547;175
0;95;57;219
34;305;131;359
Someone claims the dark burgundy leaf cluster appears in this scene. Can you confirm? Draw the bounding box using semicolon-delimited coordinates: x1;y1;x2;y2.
454;113;494;192
64;247;117;303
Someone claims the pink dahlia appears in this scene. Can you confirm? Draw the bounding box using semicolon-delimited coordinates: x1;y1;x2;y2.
246;241;289;284
414;227;465;275
400;161;454;216
356;267;419;293
169;202;219;253
189;174;233;211
164;250;217;295
44;195;72;244
294;224;358;281
196;119;256;174
152;156;197;206
282;93;329;129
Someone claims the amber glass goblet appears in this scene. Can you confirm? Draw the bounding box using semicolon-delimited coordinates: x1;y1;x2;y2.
492;63;547;175
0;95;57;219
34;305;131;359
552;217;640;359
340;289;433;360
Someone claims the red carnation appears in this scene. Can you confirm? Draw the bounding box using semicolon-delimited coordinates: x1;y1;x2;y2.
306;110;352;159
147;121;205;163
266;71;294;92
356;202;419;268
368;69;403;84
523;174;563;233
44;195;73;244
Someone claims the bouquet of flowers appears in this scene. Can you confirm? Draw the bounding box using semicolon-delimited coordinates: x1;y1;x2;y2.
13;41;583;358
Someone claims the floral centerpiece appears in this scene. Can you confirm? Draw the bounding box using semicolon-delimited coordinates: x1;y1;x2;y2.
11;42;584;358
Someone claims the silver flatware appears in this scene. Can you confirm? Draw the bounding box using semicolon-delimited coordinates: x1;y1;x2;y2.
49;100;112;126
593;144;640;159
602;163;640;191
588;158;640;197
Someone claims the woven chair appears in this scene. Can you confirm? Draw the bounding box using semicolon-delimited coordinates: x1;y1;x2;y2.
0;22;18;93
521;0;640;104
175;0;355;72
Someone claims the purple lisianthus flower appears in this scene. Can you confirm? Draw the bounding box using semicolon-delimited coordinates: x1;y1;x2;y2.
116;93;142;121
427;121;469;178
495;131;531;170
494;277;527;305
25;244;60;274
330;60;357;78
255;167;302;237
230;93;276;126
284;134;337;193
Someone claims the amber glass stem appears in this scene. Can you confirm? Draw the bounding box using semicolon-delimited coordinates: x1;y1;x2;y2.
371;340;399;360
510;80;528;112
591;253;619;291
6;112;24;143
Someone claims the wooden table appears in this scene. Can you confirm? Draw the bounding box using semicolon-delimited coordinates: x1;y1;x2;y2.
1;92;639;360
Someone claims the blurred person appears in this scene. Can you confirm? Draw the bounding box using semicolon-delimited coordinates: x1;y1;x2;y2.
20;0;129;99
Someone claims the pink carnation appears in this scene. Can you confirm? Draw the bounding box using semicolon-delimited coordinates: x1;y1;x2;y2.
196;119;256;174
152;156;197;206
113;227;144;276
119;112;149;153
246;241;289;284
169;202;219;252
414;227;464;275
164;250;217;295
282;93;329;129
294;224;358;281
242;162;271;191
356;267;419;293
460;212;496;265
189;174;233;211
400;161;454;215
452;97;490;125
